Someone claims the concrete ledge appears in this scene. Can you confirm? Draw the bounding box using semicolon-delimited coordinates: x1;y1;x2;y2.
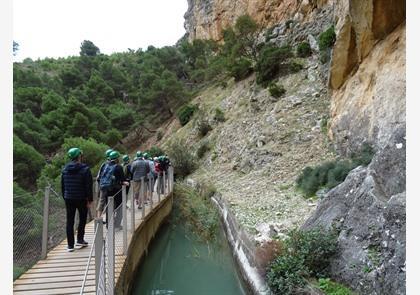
212;194;270;295
116;194;173;295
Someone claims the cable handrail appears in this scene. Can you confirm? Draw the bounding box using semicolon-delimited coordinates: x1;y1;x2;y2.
14;167;174;294
99;187;124;218
79;222;100;295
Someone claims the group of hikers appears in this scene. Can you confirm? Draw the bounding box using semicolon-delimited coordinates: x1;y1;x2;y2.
61;147;171;252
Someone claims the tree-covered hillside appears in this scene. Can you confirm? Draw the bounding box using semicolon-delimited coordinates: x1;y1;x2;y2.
14;15;314;195
14;40;196;192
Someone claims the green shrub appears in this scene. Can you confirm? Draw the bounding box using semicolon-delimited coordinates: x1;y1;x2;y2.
320;116;328;134
267;255;308;295
326;160;354;189
174;182;219;241
318;278;354;295
214;108;226;122
287;228;338;277
156;131;163;141
297;42;312;58
144;146;165;158
256;44;294;86
228;58;253;81
177;104;198;126
351;143;375;166
267;228;338;295
297;146;375;198
268;83;286;98
319;26;336;51
296;160;354;198
288;61;304;73
166;140;197;178
13;135;45;190
197;141;210;158
196;119;212;137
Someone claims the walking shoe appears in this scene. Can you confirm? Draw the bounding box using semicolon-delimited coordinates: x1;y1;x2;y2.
76;240;88;247
67;246;74;252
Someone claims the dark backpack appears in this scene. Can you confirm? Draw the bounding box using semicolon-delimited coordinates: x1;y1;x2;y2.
99;163;118;190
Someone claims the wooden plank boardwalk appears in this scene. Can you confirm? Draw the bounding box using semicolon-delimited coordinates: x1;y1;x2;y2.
13;189;169;295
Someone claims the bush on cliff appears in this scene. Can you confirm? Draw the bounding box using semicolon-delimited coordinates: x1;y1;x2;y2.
266;228;338;295
166;140;197;178
255;44;294;86
319;26;336;51
296;42;312;57
177;104;198;126
296;143;375;198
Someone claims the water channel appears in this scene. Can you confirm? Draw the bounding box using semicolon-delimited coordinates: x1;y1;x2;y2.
131;211;248;295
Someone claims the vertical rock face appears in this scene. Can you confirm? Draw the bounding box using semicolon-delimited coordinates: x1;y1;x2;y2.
306;1;406;293
330;24;405;155
184;0;332;42
303;128;406;295
329;0;406;154
330;0;406;91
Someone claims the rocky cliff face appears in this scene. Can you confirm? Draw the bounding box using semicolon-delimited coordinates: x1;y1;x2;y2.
329;0;406;155
176;0;406;294
184;0;332;42
304;1;406;294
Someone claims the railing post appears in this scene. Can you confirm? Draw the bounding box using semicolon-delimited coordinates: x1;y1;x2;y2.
130;185;135;235
157;174;161;203
122;187;128;255
170;167;173;193
149;175;153;208
163;171;166;196
141;177;145;219
168;167;171;193
107;196;115;295
94;218;103;287
41;185;50;259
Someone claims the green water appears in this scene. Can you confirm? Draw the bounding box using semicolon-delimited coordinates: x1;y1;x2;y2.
131;217;248;295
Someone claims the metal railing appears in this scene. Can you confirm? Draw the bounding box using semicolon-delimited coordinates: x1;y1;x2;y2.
13;166;174;293
80;166;174;295
13;184;67;279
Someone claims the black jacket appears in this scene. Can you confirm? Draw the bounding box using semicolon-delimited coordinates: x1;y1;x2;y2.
61;161;93;201
123;163;132;181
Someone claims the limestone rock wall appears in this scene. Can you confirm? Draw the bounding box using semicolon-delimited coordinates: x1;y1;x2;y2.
184;0;332;42
329;0;406;154
303;128;406;295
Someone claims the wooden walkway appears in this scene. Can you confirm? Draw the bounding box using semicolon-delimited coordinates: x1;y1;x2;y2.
13;190;169;295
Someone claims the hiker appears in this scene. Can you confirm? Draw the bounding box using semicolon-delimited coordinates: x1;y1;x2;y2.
99;151;128;230
153;157;163;193
61;147;93;252
130;151;150;209
144;153;157;204
155;156;164;194
122;154;132;196
96;149;113;218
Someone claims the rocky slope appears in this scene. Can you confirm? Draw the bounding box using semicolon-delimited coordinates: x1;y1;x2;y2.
138;0;406;293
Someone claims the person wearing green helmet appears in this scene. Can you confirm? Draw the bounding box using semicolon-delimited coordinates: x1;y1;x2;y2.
99;150;129;230
61;147;93;252
130;151;150;209
144;153;157;202
122;155;132;196
96;148;113;218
